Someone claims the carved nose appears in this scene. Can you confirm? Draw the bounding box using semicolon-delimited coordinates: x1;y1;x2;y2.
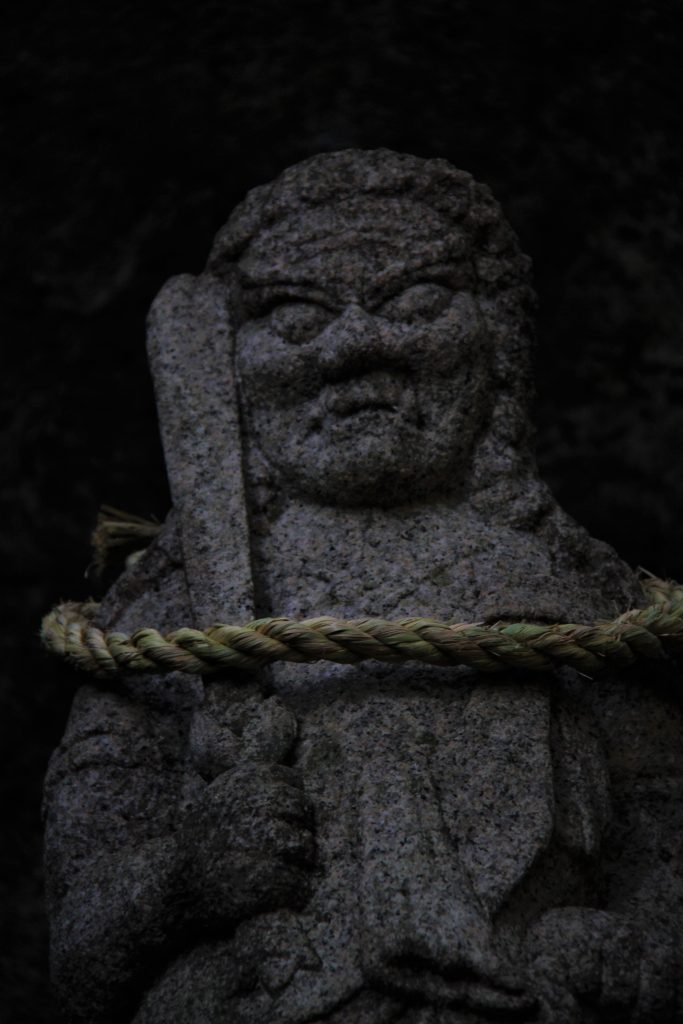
317;304;382;378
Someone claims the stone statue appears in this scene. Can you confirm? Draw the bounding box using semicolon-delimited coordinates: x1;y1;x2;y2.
43;150;683;1023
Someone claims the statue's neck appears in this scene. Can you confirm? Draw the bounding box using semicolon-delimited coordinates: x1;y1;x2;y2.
249;493;506;622
244;477;641;627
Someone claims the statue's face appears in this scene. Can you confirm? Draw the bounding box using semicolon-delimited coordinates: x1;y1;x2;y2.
234;196;494;505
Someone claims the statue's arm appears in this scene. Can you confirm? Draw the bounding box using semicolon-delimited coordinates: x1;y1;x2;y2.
43;686;314;1024
526;671;683;1020
43;697;187;1023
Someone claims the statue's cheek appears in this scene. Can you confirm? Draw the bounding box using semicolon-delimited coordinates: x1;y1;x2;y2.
236;329;322;409
393;315;490;382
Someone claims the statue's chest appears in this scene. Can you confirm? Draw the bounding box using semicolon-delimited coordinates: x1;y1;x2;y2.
256;532;461;620
252;504;557;622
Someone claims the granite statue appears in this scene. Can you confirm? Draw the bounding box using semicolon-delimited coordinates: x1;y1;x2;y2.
43;150;683;1023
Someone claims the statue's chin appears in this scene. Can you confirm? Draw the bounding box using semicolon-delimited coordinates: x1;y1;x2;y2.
274;458;459;508
254;410;479;507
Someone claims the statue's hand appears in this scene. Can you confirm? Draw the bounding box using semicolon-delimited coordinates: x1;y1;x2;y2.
178;762;315;926
525;907;681;1022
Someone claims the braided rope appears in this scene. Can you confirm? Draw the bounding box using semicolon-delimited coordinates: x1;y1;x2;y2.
40;578;683;680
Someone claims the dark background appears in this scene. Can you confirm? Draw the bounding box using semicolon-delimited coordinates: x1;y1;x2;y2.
2;2;682;1019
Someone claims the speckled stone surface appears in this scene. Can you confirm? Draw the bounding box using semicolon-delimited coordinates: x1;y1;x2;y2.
44;151;683;1023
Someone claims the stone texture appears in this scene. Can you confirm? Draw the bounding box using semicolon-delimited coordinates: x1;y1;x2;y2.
43;150;683;1023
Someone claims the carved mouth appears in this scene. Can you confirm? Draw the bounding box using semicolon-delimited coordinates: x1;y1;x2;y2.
323;370;411;419
333;399;399;418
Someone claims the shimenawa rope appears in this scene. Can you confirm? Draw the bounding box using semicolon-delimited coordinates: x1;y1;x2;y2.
41;577;683;679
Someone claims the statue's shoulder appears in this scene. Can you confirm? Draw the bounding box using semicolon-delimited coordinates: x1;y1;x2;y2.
95;509;191;633
470;477;643;621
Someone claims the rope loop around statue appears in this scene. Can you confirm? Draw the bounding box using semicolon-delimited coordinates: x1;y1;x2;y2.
41;575;683;680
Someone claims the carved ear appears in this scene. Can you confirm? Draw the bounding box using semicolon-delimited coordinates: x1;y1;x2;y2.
468;291;537;499
146;273;254;625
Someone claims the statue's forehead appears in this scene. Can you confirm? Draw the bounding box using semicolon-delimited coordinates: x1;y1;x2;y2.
237;196;469;291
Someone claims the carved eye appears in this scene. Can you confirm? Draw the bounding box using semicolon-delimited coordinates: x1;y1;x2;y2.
67;734;137;769
269;302;333;344
378;283;454;324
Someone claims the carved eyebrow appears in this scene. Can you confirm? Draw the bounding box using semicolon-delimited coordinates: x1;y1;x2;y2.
62;726;143;749
367;262;473;307
238;261;472;313
241;281;335;314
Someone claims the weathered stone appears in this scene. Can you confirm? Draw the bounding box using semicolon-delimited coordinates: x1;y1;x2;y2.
43;150;683;1023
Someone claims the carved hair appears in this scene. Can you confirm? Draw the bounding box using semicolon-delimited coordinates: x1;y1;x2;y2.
208;149;531;300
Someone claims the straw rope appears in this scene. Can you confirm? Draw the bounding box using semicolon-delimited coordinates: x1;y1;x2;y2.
40;576;683;680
